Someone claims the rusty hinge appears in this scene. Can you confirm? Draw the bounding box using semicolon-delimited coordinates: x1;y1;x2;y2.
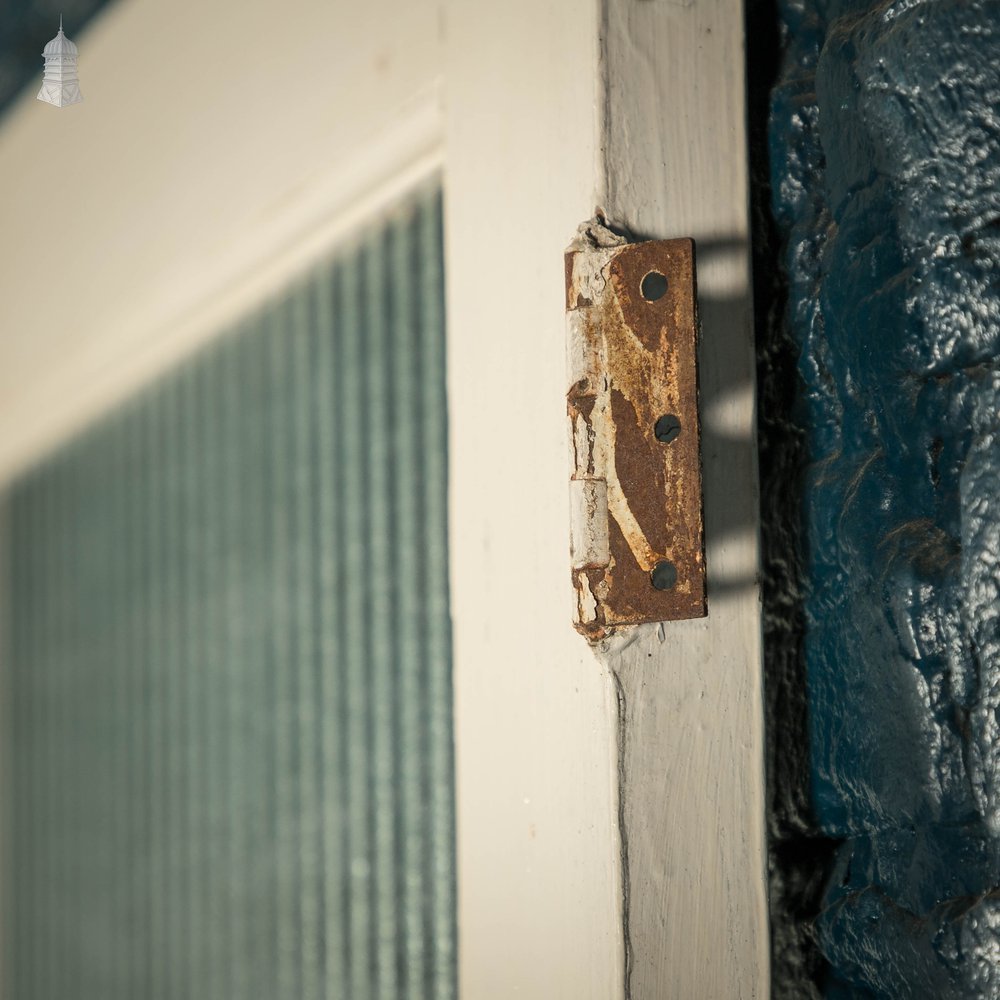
565;221;706;641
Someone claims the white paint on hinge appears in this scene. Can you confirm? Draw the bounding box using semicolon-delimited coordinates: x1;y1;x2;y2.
565;234;663;601
603;421;659;574
570;479;611;568
567;312;603;394
576;569;600;625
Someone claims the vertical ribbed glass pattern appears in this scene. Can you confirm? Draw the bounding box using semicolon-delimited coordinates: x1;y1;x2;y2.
1;185;456;1000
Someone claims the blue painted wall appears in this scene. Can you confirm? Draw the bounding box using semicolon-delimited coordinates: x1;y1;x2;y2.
758;0;1000;994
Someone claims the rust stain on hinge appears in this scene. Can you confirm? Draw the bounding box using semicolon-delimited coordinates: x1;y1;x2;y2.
566;221;706;641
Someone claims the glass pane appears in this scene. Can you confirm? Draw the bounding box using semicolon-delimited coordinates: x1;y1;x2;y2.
1;184;456;1000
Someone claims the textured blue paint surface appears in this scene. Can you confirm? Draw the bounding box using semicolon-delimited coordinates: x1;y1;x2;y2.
766;0;1000;993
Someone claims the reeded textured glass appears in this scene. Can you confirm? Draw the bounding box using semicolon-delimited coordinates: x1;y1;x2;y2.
1;185;455;1000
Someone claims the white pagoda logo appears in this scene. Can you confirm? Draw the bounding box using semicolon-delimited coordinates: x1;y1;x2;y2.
37;17;82;108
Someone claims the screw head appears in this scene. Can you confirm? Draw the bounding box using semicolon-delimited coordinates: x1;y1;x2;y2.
640;270;669;301
654;414;681;444
650;560;678;591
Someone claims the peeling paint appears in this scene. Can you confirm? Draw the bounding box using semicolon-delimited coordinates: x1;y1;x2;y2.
565;220;706;640
570;479;611;566
576;570;599;623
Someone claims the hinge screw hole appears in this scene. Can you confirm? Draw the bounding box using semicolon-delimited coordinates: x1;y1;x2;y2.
640;270;668;301
654;414;681;443
650;560;678;591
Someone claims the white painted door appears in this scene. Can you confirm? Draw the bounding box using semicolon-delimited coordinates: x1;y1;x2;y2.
446;5;768;998
0;1;766;997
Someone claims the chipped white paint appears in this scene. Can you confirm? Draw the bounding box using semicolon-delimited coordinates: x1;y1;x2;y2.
570;479;611;567
566;239;661;586
606;439;659;572
577;569;600;626
565;235;662;592
565;232;706;636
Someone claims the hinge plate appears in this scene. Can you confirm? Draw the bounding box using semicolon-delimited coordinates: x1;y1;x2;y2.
565;227;706;640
